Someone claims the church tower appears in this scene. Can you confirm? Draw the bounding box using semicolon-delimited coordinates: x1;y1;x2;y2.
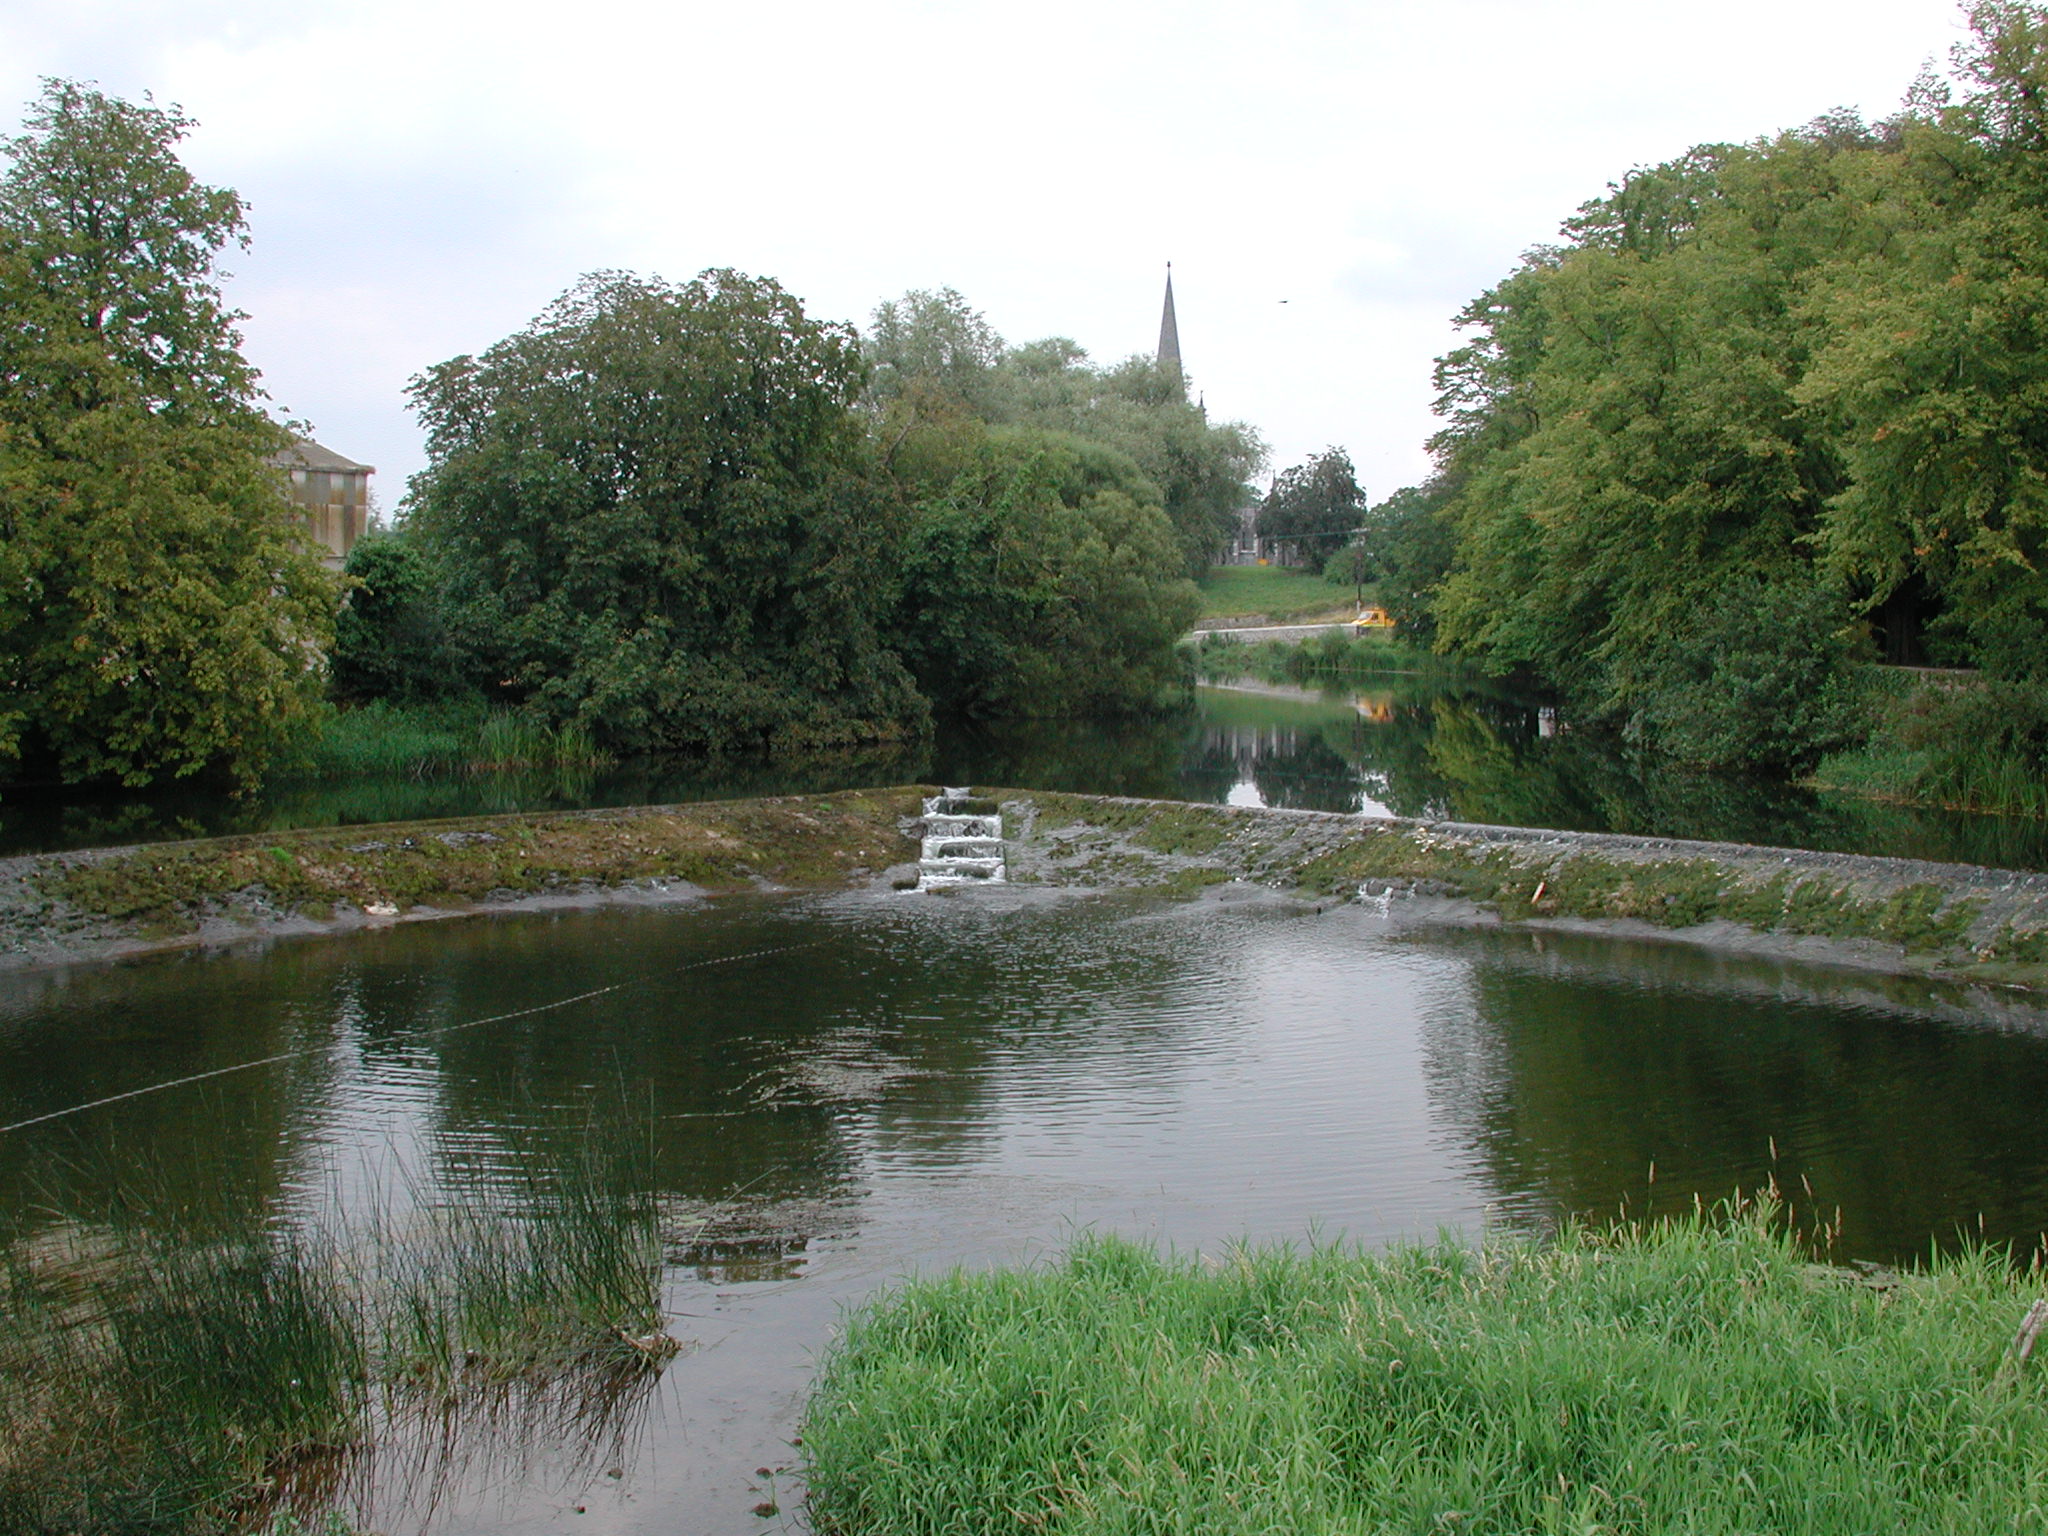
1157;263;1184;398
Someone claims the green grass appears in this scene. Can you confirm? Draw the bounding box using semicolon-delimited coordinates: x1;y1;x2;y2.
803;1204;2048;1536
1808;740;1927;801
1195;565;1353;624
1811;669;2048;819
0;1123;674;1534
288;701;611;781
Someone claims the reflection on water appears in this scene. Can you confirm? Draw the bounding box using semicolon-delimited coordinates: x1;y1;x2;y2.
10;675;2048;870
6;894;2048;1530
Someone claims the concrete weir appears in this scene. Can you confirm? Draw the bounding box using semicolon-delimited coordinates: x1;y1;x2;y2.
12;787;2048;992
916;788;1006;890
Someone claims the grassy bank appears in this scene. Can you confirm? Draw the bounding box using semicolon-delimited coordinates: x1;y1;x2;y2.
1812;670;2048;820
803;1206;2048;1536
1196;565;1351;624
0;1127;671;1535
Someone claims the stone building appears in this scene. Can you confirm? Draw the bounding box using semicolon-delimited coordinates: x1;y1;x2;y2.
270;437;374;568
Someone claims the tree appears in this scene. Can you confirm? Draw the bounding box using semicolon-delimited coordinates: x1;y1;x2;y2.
0;80;336;788
1360;481;1457;640
329;532;467;704
864;292;1268;579
983;345;1264;579
887;421;1198;716
405;269;926;752
864;286;1004;413
1257;448;1364;571
1797;2;2048;679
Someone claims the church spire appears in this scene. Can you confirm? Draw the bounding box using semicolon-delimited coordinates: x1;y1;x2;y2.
1157;263;1184;397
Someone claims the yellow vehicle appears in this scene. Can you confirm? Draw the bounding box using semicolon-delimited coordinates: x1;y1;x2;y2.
1351;605;1395;633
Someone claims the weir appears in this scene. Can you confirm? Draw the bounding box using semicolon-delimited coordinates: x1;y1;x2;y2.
916;787;1006;890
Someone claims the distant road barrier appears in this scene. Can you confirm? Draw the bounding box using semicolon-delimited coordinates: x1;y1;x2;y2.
1189;622;1351;644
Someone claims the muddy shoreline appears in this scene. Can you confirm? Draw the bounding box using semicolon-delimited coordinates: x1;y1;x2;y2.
6;786;2048;990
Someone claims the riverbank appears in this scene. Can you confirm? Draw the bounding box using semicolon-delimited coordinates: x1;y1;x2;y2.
801;1207;2048;1536
9;787;2048;988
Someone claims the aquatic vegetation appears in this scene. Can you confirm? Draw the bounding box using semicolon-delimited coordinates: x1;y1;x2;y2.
0;1126;675;1535
1195;628;1447;684
288;700;612;781
804;1205;2048;1536
2;1225;367;1534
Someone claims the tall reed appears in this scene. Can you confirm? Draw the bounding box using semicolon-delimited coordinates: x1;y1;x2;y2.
291;702;612;782
0;1121;671;1535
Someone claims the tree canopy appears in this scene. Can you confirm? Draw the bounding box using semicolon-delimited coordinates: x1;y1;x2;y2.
1257;448;1364;572
404;269;926;751
887;420;1198;717
863;289;1266;578
1386;2;2048;769
0;80;335;788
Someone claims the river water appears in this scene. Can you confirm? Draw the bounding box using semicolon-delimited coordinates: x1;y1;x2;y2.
7;886;2048;1531
8;678;2048;870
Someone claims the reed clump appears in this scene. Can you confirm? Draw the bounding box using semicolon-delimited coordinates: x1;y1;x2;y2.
1;1227;365;1535
804;1203;2048;1536
0;1128;673;1535
292;701;612;781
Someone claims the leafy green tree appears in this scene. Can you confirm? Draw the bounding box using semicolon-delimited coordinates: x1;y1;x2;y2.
1257;448;1364;572
405;269;926;752
992;350;1264;579
1798;3;2048;680
1360;481;1458;640
0;80;336;788
864;286;1004;413
1416;3;2048;776
888;421;1198;716
1619;576;1861;773
329;533;468;704
864;291;1266;578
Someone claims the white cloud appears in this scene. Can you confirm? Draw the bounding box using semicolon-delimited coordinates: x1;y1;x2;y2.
1;0;1970;502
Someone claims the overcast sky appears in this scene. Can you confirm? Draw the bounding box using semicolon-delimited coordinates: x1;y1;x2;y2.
3;0;1979;511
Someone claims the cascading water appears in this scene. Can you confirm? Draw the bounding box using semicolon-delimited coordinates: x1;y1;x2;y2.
915;787;1005;890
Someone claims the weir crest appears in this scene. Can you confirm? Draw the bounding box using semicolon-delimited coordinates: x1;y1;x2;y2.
916;788;1006;890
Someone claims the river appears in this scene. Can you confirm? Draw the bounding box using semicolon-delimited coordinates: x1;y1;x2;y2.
6;677;2047;870
6;884;2048;1531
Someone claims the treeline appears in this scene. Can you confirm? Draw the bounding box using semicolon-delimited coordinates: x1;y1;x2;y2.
0;79;1263;790
349;281;1262;752
0;84;338;791
1377;1;2048;776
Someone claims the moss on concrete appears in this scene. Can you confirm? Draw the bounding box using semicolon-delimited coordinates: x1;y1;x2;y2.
32;790;925;935
995;791;2048;981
